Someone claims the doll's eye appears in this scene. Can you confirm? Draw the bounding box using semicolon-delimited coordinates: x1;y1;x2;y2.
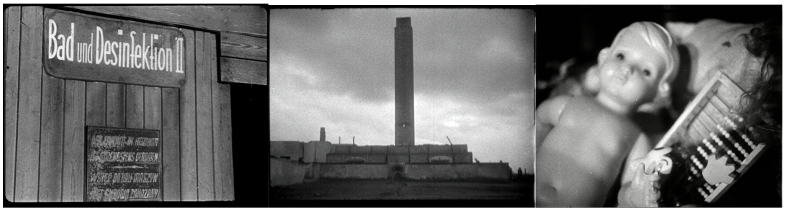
616;53;624;60
643;69;651;76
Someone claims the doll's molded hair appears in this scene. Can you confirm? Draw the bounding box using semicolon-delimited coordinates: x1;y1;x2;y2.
611;22;680;104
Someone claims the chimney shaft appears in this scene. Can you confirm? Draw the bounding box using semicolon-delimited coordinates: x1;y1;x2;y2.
394;17;415;146
320;127;326;142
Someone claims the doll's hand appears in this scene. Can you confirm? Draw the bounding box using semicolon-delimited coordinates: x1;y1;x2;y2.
619;163;661;207
629;147;673;175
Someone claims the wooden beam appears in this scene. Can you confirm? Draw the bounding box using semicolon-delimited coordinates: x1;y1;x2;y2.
221;32;267;61
220;57;268;85
66;6;267;37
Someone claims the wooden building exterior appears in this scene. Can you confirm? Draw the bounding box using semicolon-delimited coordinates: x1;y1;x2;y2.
4;5;268;202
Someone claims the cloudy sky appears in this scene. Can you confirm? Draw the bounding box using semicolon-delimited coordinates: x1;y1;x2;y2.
270;9;535;173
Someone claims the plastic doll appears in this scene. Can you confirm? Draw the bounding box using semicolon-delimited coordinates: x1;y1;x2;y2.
536;22;679;207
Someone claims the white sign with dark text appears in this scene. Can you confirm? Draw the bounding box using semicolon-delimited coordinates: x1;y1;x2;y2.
44;9;187;87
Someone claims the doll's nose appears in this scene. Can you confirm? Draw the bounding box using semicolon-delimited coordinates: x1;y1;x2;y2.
617;64;635;76
624;65;639;75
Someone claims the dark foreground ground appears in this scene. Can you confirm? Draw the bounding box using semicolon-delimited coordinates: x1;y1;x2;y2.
270;177;533;207
271;179;531;200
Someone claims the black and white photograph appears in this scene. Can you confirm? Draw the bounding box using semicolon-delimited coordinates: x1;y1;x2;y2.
2;2;786;210
3;5;269;205
268;8;534;206
535;5;781;207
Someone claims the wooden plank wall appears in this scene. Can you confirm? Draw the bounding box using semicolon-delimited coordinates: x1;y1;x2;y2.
4;5;22;202
66;6;268;85
3;6;234;202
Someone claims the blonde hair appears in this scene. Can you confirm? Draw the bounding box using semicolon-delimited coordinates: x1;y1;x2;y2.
611;21;680;107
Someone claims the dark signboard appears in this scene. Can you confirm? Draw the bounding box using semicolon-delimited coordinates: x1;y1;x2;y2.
86;126;162;202
44;9;186;87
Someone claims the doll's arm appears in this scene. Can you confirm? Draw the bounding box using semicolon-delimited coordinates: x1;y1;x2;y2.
535;95;571;148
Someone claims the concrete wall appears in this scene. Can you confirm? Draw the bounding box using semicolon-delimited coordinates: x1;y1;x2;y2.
270;157;306;186
453;152;473;163
315;141;331;162
323;144;472;164
409;154;428;163
452;145;467;153
428;145;452;153
327;153;386;163
387;154;410;163
387;145;410;154
326;154;347;163
319;164;390;179
349;145;371;154
367;154;387;163
371;146;387;154
410;145;428;154
270;141;304;161
313;163;511;181
403;163;511;181
304;163;319;180
303;142;316;163
330;144;353;153
429;155;453;163
303;141;331;163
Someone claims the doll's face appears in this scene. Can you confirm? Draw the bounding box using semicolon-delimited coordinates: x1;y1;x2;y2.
598;32;667;105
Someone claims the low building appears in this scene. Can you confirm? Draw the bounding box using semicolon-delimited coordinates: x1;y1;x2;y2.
271;128;473;164
270;127;511;186
271;141;473;164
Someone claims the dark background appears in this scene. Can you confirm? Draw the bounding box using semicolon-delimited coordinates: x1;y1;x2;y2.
231;84;269;206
